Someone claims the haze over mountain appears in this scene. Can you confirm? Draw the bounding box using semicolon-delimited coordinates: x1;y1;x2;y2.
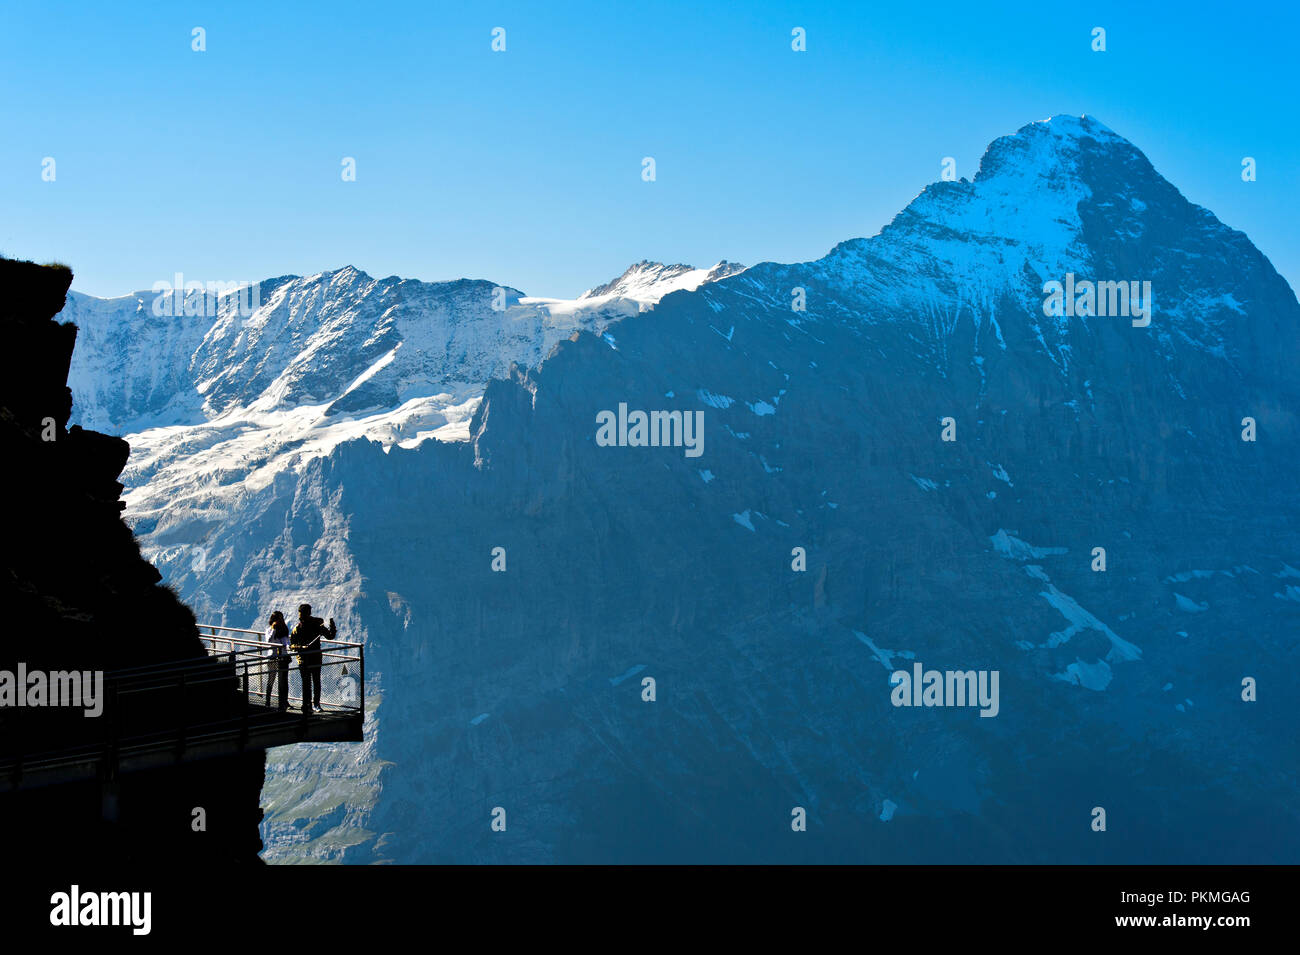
63;115;1300;863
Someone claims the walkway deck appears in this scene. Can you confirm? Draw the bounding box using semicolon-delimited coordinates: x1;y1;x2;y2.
0;624;364;792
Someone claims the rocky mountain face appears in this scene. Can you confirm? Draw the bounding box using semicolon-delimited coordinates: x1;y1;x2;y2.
0;257;265;864
64;116;1300;863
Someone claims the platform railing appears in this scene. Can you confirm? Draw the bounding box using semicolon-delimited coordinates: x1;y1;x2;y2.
195;624;365;716
0;623;364;790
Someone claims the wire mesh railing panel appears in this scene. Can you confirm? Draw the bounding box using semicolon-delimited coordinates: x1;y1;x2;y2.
0;626;364;783
249;652;361;714
199;626;363;716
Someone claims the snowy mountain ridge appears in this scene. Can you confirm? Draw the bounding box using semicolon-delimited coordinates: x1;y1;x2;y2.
577;260;748;302
66;261;742;435
63;260;743;548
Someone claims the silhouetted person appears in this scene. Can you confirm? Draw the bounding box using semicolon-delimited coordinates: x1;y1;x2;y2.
264;611;290;710
290;603;334;714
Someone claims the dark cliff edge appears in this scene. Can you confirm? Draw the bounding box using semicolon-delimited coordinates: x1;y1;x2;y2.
0;257;265;864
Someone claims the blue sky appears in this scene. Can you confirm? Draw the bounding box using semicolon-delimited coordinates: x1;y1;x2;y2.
2;1;1297;299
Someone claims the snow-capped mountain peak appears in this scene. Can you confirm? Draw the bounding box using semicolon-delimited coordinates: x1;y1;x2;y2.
798;113;1286;379
578;260;748;304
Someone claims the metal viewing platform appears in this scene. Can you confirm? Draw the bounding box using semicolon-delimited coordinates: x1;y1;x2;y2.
0;624;364;794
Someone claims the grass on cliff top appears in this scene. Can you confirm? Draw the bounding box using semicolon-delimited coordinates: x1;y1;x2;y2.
0;253;72;276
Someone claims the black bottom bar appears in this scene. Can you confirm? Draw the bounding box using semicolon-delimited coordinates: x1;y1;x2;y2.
4;864;1285;941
